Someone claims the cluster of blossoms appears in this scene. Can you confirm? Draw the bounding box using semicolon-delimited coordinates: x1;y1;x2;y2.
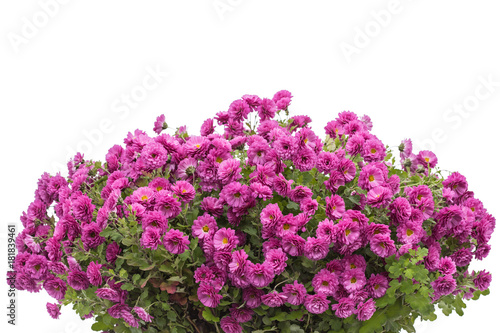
9;90;495;333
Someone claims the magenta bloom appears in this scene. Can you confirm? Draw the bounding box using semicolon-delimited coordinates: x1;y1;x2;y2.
163;229;190;254
357;298;376;321
46;302;61;319
172;180;196;203
67;269;90;291
443;172;468;198
140;227;162;250
153;114;166;134
282;280;307;306
257;98;277;121
218;159;243;185
96;288;121;302
142;211;168;233
370;234;396;258
220;182;249;208
229;305;253;323
282;234;306;256
229;249;249;277
366;186;393;208
86;261;103;286
245;262;275;288
133;306;154;322
272;90;292;110
81;222;105;250
335;220;360;245
417;150;438;168
43;277;67;300
192;213;218;240
213;228;238;251
260;203;282;228
473;270;492;291
242;286;265;308
200;118;215;136
359;164;385;190
155;191;182;219
431;275;457;298
316;218;336;243
325;195;345;220
25;254;49;280
220;316;243;333
312;269;338;296
197;282;223;308
304;293;330;314
264;248;288;275
228;99;251;122
342;268;366;292
366;273;389;298
389;197;412;224
140;142;168;171
108;304;138;328
292;148;317;172
304;237;329;261
261;291;287;307
331;297;356;318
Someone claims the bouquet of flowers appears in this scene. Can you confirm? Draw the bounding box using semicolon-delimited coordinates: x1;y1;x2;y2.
8;90;494;333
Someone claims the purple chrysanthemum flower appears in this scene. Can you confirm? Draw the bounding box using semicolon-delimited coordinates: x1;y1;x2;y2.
172;180;196;203
264;248;288;275
366;273;389;298
153;114;166;134
325;194;345;220
197;282;223;308
96;287;121;302
257;98;277;121
245;262;275;288
312;269;338;296
260;290;287;309
142;211;168;233
304;293;330;314
106;242;121;264
357;298;376;321
342;268;366;292
82;223;105;250
139;141;168;171
228;99;251;122
86;261;103;286
67;269;90;291
46;302;61;319
43;277;67;300
140;227;162;250
473;270;492;291
417;150;438;168
282;234;306;257
304;237;329;261
366;186;393;208
108;304;138;328
133;306;154;322
213;228;238;251
331;297;356;318
292;148;317;172
220;316;243;333
192;213;218;240
163;229;190;254
369;234;396;258
155;191;182;219
200;118;215;136
229;305;253;323
25;254;49;280
431;275;457;298
242;286;265;309
281;280;307;306
272;90;292;110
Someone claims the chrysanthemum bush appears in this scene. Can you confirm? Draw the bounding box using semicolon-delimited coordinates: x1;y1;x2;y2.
8;90;495;333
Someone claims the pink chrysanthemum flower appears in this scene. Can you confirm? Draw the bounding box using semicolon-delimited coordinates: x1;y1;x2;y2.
245;262;275;288
358;163;386;190
155;191;182;219
228;249;249;277
192;213;217;240
261;291;287;307
139;142;168;171
43;277;67;300
304;293;330;314
282;280;307;306
153;114;167;134
260;203;282;228
290;185;313;203
86;261;103;286
325;194;346;220
163;229;190;254
272;90;292;110
264;248;288;275
304;237;329;261
200;118;215;136
282;234;306;256
197;282;223;308
140;227;162;250
257;98;277;121
473;270;492;291
331;297;356;318
341;268;366;292
370;234;396;258
316;218;336;244
312;268;338;296
229;305;254;323
335;220;360;245
292;148;317;172
46;302;61;319
220;316;243;333
133;306;154;322
142;211;168;233
242;286;265;309
67;269;90;291
228;99;251;122
172;180;196;203
366;186;393;208
431;275;457;298
417;150;438;168
213;228;238;252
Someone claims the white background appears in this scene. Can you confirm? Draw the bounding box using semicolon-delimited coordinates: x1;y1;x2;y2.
1;1;499;332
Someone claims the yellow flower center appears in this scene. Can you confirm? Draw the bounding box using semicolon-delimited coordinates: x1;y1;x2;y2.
322;281;329;286
380;243;385;249
304;138;308;144
141;195;148;201
351;277;357;284
471;207;475;212
345;229;351;236
156;186;163;192
216;157;223;163
202;226;209;233
406;229;414;237
234;193;241;198
425;157;429;163
417;194;422;200
35;264;40;271
350;264;356;269
369;175;375;182
222;237;228;244
370;148;376;154
374;284;380;290
195;144;200;148
182;189;187;193
283;224;290;230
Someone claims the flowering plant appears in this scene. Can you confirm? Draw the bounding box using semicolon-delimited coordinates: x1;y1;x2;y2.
9;90;494;333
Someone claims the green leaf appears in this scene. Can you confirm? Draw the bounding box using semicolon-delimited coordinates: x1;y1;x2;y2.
167;311;177;322
286;201;300;210
121;283;135;291
91;321;108;331
270;311;287;322
202;308;220;323
359;311;387;333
